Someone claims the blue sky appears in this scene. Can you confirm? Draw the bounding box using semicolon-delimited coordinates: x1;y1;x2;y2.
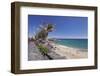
28;15;88;39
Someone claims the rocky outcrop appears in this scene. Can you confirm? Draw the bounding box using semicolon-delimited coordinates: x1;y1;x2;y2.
28;41;66;61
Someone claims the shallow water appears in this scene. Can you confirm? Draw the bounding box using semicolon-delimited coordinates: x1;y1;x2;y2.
55;39;88;49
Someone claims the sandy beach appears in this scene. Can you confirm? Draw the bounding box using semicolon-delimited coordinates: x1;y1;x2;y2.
50;42;88;59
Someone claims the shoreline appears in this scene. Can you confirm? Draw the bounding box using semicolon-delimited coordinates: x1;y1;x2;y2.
55;42;88;51
28;41;88;61
50;42;88;59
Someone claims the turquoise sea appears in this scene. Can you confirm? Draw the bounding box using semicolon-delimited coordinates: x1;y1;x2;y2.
55;39;88;49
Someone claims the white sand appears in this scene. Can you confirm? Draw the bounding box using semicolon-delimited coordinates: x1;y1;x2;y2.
50;43;88;59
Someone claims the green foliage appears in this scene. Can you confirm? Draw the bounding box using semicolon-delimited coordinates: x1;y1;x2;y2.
47;24;54;30
37;44;48;54
35;23;54;40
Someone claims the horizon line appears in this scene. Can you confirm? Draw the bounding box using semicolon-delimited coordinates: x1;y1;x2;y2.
28;37;88;39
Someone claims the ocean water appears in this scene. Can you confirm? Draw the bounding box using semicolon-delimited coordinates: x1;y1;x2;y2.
55;39;88;49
